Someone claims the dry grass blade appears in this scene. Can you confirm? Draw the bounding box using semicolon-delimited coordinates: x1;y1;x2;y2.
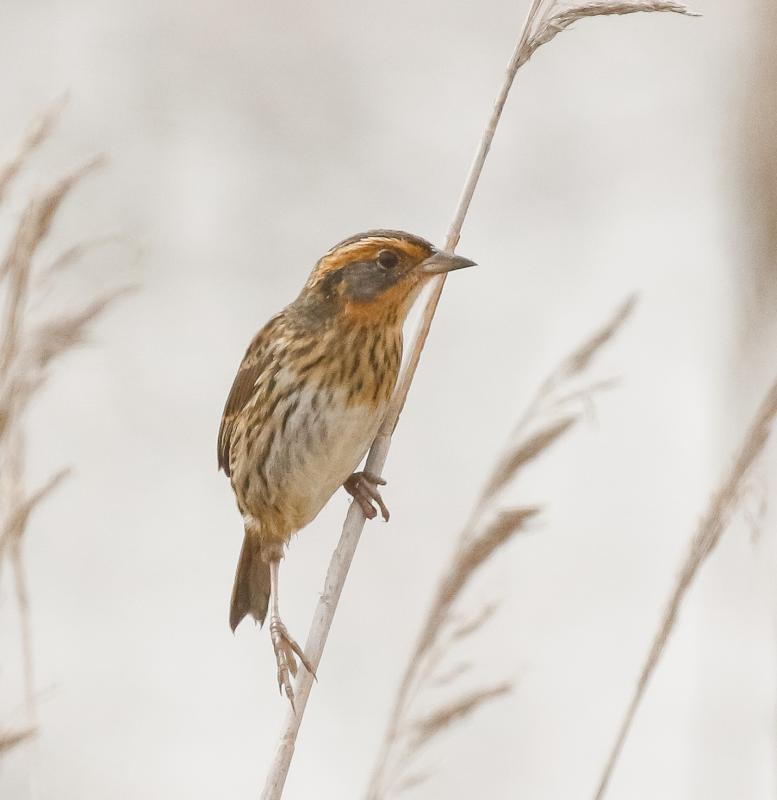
557;296;637;379
0;158;104;375
0;157;103;283
550;378;619;413
0;288;130;449
430;662;473;688
0;95;67;204
529;296;636;405
482;417;577;503
43;234;121;274
502;2;699;77
528;2;699;62
592;377;777;800
26;287;133;370
434;508;539;619
0;727;36;755
0;468;70;569
450;602;500;641
410;682;513;747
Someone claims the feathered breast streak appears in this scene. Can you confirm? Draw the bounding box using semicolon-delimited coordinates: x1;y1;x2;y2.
218;310;402;543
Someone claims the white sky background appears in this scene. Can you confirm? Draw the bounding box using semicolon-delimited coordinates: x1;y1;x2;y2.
0;1;774;798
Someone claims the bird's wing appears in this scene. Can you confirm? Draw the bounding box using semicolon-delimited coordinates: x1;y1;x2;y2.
217;315;283;476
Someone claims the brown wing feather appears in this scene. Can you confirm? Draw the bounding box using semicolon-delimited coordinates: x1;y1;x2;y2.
217;315;283;476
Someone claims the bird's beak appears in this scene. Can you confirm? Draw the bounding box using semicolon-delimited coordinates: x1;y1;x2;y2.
419;251;477;275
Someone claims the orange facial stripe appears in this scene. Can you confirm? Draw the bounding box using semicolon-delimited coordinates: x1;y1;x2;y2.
315;237;430;276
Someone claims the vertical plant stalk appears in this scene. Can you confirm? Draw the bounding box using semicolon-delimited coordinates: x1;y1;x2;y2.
260;3;696;798
592;377;777;800
4;426;35;723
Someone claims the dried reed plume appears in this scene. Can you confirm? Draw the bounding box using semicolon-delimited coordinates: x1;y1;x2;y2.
366;297;635;799
261;3;696;797
592;377;777;798
0;101;127;753
0;726;35;756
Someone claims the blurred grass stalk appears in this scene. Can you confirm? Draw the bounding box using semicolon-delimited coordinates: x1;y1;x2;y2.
366;297;635;799
0;101;125;755
261;2;697;798
592;379;777;799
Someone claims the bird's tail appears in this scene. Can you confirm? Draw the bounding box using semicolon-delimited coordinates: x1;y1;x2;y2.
229;533;270;631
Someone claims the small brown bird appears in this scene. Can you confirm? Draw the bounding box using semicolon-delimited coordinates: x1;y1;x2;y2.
218;230;475;703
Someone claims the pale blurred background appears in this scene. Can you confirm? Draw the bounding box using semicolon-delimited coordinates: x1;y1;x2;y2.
1;0;775;798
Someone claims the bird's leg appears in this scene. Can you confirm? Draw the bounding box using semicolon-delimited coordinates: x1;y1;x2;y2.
344;471;390;521
268;559;316;709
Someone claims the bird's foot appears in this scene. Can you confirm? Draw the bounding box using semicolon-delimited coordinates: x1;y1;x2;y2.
344;471;390;521
269;616;316;710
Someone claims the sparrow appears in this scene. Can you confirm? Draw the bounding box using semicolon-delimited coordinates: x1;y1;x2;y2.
218;229;475;704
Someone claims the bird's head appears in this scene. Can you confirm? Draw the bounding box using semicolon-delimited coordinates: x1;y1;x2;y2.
298;230;475;324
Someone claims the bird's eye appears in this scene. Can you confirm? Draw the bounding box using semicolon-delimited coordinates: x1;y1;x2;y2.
377;249;399;269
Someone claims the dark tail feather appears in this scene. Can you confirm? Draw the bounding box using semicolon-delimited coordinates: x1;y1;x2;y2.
229;534;270;631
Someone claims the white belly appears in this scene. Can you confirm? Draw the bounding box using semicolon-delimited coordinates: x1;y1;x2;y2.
262;382;387;530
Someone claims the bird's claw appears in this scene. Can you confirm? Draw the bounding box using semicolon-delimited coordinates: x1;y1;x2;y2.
344;471;390;521
269;617;316;710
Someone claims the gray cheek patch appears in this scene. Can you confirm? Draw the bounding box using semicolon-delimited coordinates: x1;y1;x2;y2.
341;261;400;301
